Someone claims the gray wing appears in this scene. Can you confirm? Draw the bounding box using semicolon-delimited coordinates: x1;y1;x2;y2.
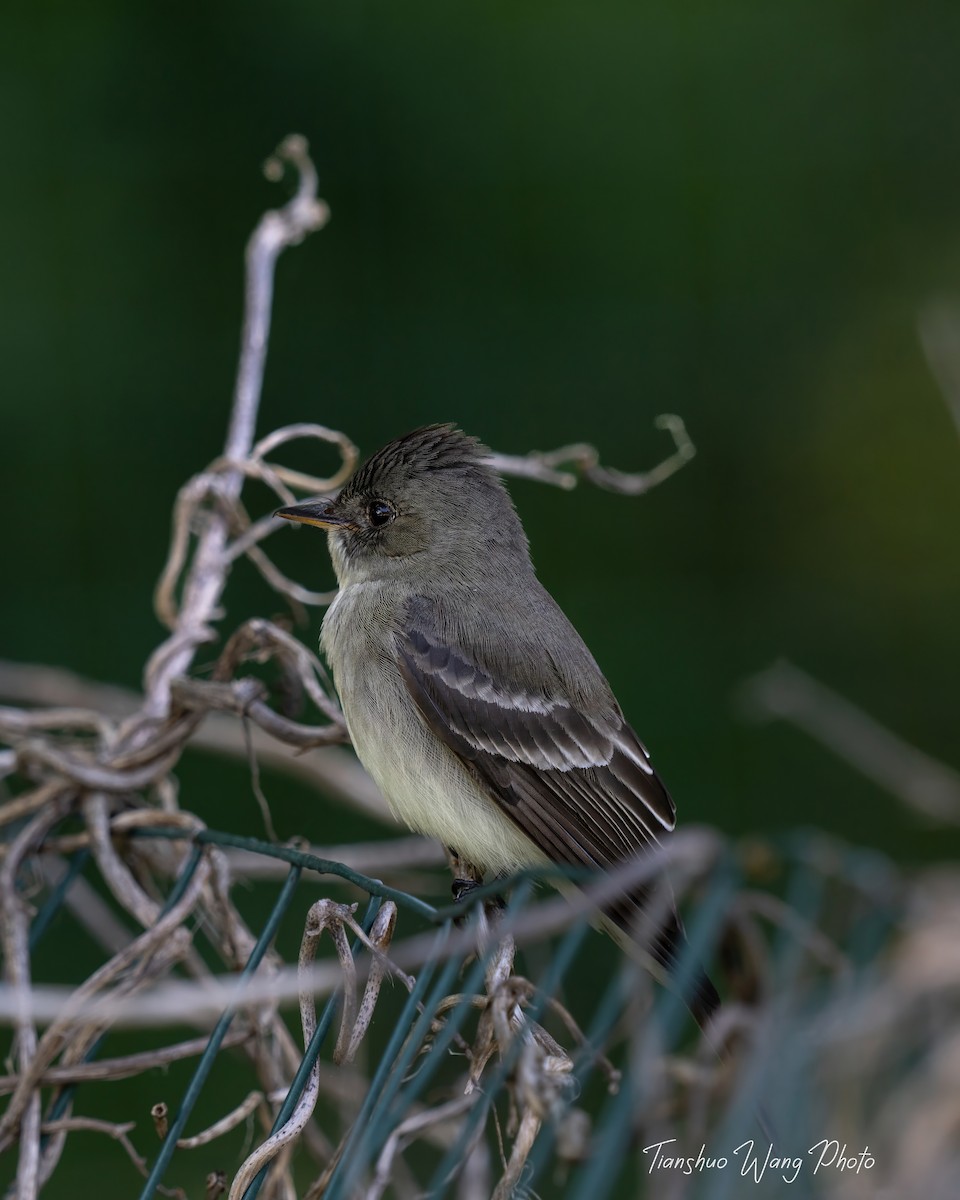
395;594;676;872
397;594;722;1027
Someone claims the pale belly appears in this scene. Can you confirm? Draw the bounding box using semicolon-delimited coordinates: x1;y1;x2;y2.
322;583;544;876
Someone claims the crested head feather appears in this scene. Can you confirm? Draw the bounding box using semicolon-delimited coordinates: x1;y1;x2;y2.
341;424;493;499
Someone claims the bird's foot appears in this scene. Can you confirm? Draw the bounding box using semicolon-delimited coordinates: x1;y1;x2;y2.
446;847;505;923
452;876;483;905
446;846;483;902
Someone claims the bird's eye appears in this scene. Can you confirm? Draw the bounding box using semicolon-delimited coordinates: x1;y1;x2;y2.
367;499;395;528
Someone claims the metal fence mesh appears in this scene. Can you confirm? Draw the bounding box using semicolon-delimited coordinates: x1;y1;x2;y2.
4;812;926;1200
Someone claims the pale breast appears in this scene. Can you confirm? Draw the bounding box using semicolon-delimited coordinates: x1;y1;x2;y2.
321;583;542;875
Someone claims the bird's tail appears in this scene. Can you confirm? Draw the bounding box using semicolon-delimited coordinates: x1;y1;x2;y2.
605;894;778;1143
603;890;721;1030
649;910;722;1030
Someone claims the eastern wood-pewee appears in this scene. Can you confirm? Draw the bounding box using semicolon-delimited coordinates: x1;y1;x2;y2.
277;424;719;1025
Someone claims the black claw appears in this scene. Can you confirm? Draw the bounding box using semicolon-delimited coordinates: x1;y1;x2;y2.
451;877;482;905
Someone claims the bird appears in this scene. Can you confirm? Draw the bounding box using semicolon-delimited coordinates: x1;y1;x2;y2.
276;423;720;1027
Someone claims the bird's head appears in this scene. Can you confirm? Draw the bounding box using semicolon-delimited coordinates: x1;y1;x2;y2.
275;424;529;586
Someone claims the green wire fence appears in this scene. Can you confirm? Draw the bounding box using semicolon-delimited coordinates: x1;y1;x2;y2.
5;809;919;1200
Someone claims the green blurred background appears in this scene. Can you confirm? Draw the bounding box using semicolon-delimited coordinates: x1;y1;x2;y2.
3;0;960;1192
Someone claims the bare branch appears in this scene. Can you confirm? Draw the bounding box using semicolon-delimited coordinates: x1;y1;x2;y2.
39;1118;148;1180
250;422;358;485
488;413;695;494
0;703;113;741
245;542;338;611
740;659;960;824
14;737;183;793
0;851;210;1147
142;134;329;722
362;1096;477;1200
0;788;75;1200
176;1090;264;1149
227;899;361;1200
170;677;348;748
918;301;960;437
0;659;387;820
0;1029;252;1095
0;786;69;832
491;1107;540;1200
83;792;162;928
37;854;136;955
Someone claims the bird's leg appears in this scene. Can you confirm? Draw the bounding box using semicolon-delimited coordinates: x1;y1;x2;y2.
446;846;484;905
446;846;508;937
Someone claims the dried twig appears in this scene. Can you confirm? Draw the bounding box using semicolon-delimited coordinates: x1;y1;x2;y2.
361;1095;477;1200
226;899;377;1200
487;413;695;493
0;789;75;1200
918;301;960;437
0;1028;252;1096
39;1117;150;1181
740;659;960;824
0;657;387;819
143;133;330;718
176;1090;264;1149
0;851;210;1151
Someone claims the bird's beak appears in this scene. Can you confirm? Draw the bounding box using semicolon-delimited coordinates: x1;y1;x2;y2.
274;500;349;530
